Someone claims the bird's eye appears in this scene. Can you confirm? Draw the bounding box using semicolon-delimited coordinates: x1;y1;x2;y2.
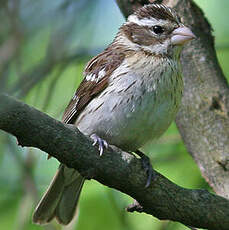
152;25;164;34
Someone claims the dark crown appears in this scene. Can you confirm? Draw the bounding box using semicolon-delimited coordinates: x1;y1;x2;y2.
134;4;179;23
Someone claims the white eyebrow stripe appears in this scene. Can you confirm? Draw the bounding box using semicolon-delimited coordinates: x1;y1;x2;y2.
127;15;166;27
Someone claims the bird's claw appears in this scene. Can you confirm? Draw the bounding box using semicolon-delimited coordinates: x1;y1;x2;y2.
135;150;154;188
90;134;108;156
141;156;153;188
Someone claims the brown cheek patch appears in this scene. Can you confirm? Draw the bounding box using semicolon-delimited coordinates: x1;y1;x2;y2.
122;23;157;46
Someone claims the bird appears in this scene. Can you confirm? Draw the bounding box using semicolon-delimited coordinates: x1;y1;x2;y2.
33;3;195;225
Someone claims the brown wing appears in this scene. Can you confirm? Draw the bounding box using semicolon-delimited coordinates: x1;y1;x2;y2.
62;46;125;124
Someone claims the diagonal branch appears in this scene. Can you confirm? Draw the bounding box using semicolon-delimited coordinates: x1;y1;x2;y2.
0;93;229;230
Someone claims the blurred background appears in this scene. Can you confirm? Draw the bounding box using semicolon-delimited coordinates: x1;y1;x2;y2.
0;0;228;229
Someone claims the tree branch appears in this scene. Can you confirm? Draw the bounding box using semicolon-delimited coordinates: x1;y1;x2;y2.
0;94;229;230
116;0;229;199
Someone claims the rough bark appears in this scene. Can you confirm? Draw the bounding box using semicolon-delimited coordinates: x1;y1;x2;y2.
0;93;229;230
116;0;229;198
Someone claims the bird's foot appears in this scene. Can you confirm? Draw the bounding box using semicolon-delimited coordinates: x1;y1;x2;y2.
90;134;108;156
135;150;154;188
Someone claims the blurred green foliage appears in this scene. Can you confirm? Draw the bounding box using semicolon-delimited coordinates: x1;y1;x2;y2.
0;0;228;230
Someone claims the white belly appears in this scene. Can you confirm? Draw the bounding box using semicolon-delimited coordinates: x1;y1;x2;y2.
75;57;183;151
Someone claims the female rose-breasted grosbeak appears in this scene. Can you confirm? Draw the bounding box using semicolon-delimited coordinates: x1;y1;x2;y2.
33;4;195;225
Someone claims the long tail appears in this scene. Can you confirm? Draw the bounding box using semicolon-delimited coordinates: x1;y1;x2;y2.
33;164;84;225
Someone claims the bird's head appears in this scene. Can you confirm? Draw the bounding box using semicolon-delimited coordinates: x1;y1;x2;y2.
117;4;196;57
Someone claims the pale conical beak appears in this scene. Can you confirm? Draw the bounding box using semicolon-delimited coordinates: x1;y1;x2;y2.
171;26;196;45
